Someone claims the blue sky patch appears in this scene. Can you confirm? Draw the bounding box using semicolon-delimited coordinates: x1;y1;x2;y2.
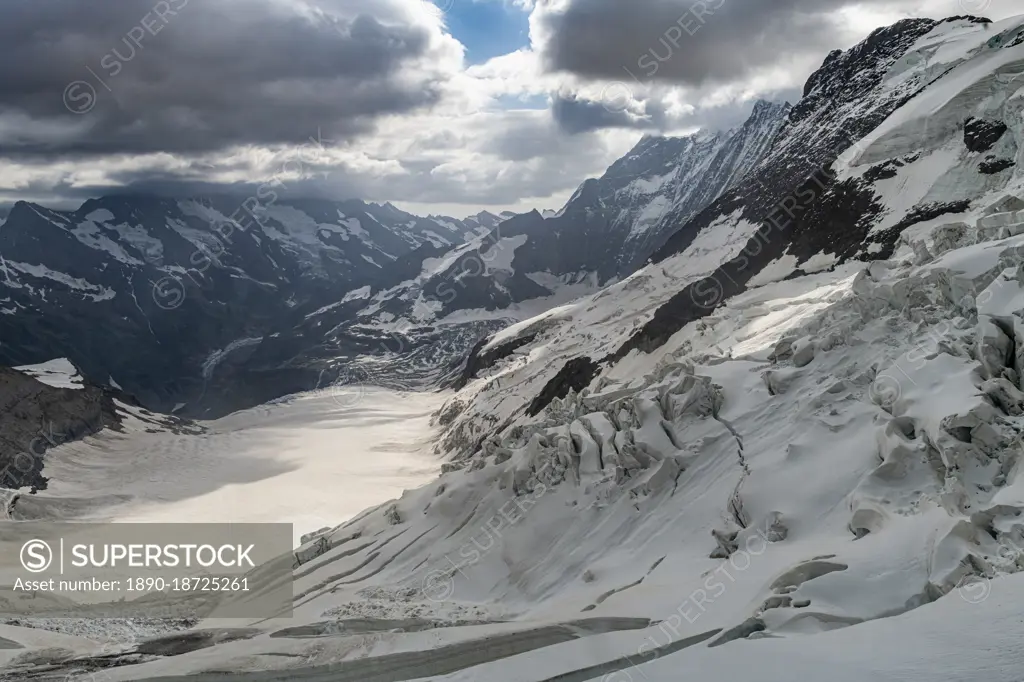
438;0;531;65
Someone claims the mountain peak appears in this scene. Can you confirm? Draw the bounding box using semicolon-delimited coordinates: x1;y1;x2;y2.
793;17;938;123
751;99;791;115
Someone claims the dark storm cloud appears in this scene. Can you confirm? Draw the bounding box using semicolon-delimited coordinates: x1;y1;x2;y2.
551;93;669;134
0;108;623;209
539;0;884;86
0;0;446;157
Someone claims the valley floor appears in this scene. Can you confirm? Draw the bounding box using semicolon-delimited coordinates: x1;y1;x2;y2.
7;387;444;546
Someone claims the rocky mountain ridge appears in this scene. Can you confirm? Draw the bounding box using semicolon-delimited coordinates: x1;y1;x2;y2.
0;196;498;414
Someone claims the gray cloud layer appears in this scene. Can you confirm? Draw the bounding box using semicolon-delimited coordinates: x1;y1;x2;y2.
0;0;445;157
550;87;801;134
0;114;621;210
539;0;888;86
551;94;669;133
3;0;1014;212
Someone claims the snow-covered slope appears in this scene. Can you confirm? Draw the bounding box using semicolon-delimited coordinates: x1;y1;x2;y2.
601;99;791;279
391;98;791;317
11;206;1024;679
13;359;85;391
5;387;442;545
9;13;1024;682
0;358;190;496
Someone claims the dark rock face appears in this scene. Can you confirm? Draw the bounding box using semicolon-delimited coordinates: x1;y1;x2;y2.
614;170;888;358
0;362;198;495
964;117;1008;153
452;99;790;297
0;366;121;491
452;334;537;391
863;153;922;183
980;157;1016;175
527;357;600;417
653;19;939;265
885;201;973;238
610;18;946;360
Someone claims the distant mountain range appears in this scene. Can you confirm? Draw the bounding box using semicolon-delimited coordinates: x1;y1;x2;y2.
0;96;792;416
0;196;508;412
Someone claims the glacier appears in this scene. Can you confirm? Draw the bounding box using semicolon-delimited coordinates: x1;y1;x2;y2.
6;12;1024;682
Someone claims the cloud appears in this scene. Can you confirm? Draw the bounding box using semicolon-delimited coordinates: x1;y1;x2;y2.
3;0;1023;215
536;0;887;86
551;93;668;133
534;0;1024;89
549;85;802;134
0;0;461;158
0;107;639;213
